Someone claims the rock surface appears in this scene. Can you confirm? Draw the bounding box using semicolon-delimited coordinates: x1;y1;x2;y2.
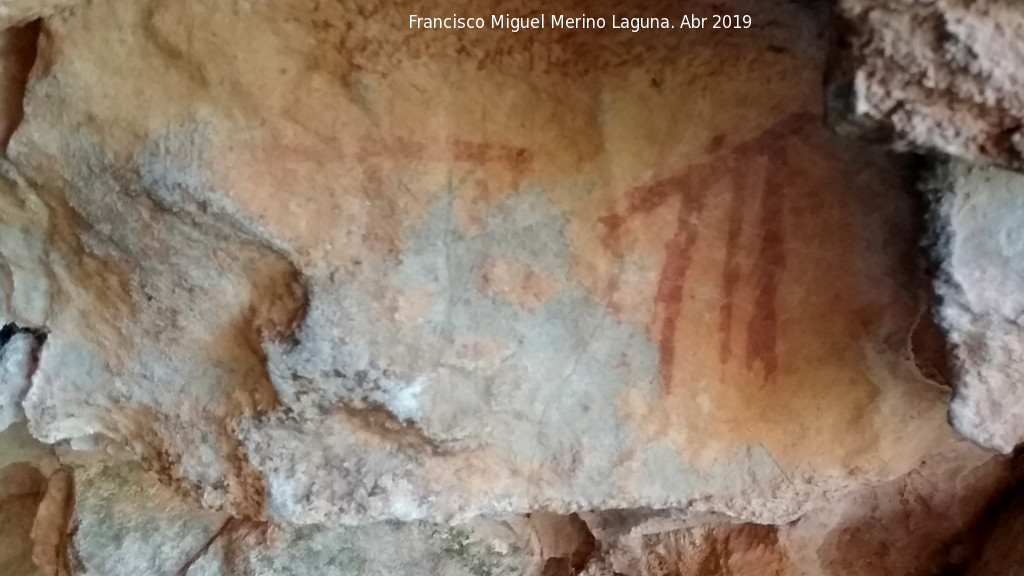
67;458;528;576
1;331;39;430
585;434;1015;573
959;482;1024;576
782;436;1015;576
0;0;954;527
5;0;1024;574
930;160;1024;452
831;0;1024;170
0;422;58;576
587;435;1015;576
0;478;43;576
11;430;1012;576
0;2;77;29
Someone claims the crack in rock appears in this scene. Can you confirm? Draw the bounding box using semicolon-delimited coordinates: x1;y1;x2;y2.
0;19;40;154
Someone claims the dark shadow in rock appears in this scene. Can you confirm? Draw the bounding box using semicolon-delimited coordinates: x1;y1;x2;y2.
0;20;41;155
0;461;46;576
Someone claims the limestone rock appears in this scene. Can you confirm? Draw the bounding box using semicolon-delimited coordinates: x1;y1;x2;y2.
69;459;528;576
59;435;1013;576
0;421;58;475
0;21;40;152
929;160;1024;452
1;331;39;430
69;460;228;576
783;436;1015;576
831;0;1024;170
589;436;1014;575
0;1;81;29
0;0;956;525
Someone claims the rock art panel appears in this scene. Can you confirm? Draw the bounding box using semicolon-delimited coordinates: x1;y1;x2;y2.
0;0;952;525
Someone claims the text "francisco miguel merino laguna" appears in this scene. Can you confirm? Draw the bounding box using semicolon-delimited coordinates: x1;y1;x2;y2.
409;14;753;33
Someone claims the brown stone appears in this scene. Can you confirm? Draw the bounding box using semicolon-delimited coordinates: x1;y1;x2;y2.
959;480;1024;576
30;468;72;576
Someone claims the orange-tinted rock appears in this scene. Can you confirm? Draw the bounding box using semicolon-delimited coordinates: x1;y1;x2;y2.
0;0;951;527
586;436;1014;576
30;468;71;576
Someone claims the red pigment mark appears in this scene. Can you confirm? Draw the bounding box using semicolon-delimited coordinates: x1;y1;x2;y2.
355;136;429;163
449;139;534;173
601;113;815;394
356;137;533;173
653;184;712;393
607;163;722;394
353;137;535;194
746;146;788;383
718;158;749;363
705;134;726;154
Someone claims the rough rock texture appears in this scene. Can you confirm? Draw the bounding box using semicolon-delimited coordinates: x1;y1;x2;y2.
0;20;40;152
523;512;596;575
831;0;1024;170
930;160;1024;452
0;2;80;29
0;0;957;528
66;458;529;576
1;331;38;429
959;482;1024;576
0;422;58;576
589;435;1016;576
8;431;1011;576
0;469;44;576
68;460;225;576
781;437;1016;576
6;0;1024;574
31;467;73;576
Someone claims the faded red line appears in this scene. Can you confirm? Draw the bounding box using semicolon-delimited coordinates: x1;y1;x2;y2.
654;188;710;394
745;146;788;383
598;112;817;393
718;159;749;363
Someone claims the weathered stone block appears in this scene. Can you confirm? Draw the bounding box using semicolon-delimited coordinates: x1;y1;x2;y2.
832;0;1024;170
930;160;1024;452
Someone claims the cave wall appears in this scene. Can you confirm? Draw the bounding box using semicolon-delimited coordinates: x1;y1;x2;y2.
3;0;951;524
0;0;1022;575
